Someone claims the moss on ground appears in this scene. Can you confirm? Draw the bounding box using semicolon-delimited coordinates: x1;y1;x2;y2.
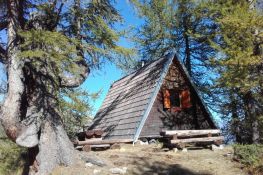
0;138;26;175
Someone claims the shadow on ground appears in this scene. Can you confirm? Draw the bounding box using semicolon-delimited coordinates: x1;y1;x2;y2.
129;157;212;175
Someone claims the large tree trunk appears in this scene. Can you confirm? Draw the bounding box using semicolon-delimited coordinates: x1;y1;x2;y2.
183;18;191;76
21;64;78;174
0;1;78;174
252;120;260;144
1;0;25;142
36;111;76;175
248;0;262;144
243;92;260;144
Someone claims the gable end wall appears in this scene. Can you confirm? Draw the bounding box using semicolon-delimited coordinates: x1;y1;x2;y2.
140;60;215;138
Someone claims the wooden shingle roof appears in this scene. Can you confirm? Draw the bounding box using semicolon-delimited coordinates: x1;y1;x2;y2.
89;53;174;140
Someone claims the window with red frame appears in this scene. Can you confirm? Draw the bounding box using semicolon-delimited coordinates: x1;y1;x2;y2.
163;89;192;111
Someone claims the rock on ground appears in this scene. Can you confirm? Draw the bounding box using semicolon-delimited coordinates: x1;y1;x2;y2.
110;167;127;174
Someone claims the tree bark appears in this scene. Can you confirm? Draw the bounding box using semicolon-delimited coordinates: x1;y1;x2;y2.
1;0;27;142
243;92;260;143
23;62;78;174
0;45;7;63
248;0;262;144
59;59;89;88
182;10;191;76
35;111;76;175
0;1;79;174
184;33;191;75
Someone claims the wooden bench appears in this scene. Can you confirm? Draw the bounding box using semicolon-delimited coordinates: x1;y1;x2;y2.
76;129;104;141
77;139;133;146
76;139;133;152
161;129;224;149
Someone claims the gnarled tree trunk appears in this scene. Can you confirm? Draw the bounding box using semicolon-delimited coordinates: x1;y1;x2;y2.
36;111;76;174
0;1;89;174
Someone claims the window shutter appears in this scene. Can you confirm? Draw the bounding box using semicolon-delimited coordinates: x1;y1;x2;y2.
180;90;192;108
163;89;171;109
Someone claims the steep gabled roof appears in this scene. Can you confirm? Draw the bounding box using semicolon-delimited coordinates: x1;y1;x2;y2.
90;52;217;142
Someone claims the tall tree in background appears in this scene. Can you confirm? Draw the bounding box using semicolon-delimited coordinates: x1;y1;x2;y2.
131;0;219;117
205;0;263;143
0;0;132;174
131;0;217;77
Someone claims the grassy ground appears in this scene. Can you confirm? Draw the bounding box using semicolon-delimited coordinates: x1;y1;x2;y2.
0;138;26;175
52;144;246;175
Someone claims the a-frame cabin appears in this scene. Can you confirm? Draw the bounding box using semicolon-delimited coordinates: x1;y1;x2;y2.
89;53;217;143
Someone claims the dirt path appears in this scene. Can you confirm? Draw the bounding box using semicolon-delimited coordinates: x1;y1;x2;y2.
52;144;247;175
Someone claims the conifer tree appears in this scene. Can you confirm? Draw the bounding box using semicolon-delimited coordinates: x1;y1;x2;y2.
132;0;217;75
205;0;263;143
0;0;132;174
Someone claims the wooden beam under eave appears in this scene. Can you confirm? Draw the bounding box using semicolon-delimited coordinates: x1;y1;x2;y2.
77;139;133;146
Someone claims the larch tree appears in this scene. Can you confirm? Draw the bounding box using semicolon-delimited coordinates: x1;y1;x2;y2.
205;0;263;143
131;0;218;76
0;0;132;174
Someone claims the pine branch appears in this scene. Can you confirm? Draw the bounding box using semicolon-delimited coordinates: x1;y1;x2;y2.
49;1;64;30
0;45;7;64
55;2;64;25
0;20;7;30
59;0;88;88
59;59;90;88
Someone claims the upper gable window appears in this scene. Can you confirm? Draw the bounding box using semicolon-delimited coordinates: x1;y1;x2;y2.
162;89;192;111
169;89;180;107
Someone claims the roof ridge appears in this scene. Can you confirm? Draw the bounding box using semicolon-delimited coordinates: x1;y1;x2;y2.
110;55;168;87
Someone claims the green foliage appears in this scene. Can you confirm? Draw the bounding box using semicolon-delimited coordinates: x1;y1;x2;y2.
63;0;135;70
131;0;217;70
59;88;100;139
205;0;263;143
207;0;263;93
233;144;263;174
19;30;82;86
0;138;26;175
10;0;136;139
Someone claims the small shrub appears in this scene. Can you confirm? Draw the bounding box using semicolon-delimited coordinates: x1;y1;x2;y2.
0;138;26;175
233;144;263;174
